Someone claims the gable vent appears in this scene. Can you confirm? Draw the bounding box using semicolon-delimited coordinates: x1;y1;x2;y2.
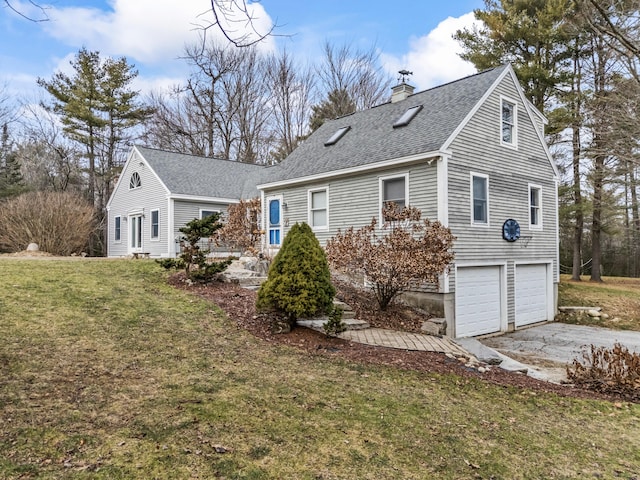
393;105;423;128
324;126;351;146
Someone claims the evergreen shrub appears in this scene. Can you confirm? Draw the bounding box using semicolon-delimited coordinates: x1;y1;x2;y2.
256;222;335;325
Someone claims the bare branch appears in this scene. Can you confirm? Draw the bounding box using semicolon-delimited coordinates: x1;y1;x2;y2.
192;0;278;47
3;0;49;22
586;0;640;57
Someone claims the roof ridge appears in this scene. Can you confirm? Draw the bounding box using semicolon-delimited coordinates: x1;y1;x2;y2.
135;145;266;168
323;64;509;123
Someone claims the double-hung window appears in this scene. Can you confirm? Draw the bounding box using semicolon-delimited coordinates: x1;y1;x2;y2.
200;210;218;219
501;97;517;147
150;209;159;240
471;173;489;225
380;174;407;221
114;216;121;242
529;184;542;228
309;188;328;230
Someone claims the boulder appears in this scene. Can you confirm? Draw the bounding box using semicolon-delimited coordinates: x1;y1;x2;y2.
26;243;39;252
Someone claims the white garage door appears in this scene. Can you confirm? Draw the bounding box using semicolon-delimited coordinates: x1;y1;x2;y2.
455;266;502;338
515;264;548;327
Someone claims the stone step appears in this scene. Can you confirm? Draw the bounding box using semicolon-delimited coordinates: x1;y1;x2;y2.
558;306;601;312
332;299;353;312
235;276;267;286
297;318;370;332
341;309;356;320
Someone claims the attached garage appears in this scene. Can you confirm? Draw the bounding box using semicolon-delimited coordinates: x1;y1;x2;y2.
455;265;503;338
515;263;550;327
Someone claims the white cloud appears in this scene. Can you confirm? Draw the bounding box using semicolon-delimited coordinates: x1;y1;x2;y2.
381;12;480;90
42;0;276;66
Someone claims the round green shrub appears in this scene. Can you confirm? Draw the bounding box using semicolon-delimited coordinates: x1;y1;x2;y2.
256;222;335;324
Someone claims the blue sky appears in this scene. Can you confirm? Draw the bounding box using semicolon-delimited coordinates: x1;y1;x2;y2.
0;0;484;100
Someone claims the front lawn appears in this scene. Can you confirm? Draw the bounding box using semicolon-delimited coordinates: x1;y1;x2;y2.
558;275;640;330
1;259;639;479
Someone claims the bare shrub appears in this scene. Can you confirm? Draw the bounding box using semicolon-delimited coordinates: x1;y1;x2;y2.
567;343;640;401
0;191;96;255
326;204;455;310
213;197;261;254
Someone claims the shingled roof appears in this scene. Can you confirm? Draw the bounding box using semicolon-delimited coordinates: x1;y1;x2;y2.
259;65;509;186
136;146;265;199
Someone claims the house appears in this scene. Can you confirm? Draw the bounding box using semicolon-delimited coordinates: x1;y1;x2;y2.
106;146;264;258
256;64;559;339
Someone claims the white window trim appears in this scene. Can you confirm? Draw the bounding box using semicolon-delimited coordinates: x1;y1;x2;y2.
129;171;142;190
114;215;122;243
379;173;409;225
150;209;160;241
528;183;543;230
308;186;329;231
266;195;283;248
470;172;490;227
500;95;518;149
199;208;220;220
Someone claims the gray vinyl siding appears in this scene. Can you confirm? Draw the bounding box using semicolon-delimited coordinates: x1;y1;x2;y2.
446;75;558;322
107;150;169;257
263;161;438;247
173;199;232;255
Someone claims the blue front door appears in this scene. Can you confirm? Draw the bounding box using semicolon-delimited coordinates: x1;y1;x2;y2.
268;197;282;246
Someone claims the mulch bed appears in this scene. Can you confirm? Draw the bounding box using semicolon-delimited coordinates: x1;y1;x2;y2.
168;274;627;403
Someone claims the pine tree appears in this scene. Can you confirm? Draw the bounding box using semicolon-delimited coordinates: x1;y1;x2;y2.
0;123;25;199
38;48;152;209
256;223;335;325
309;89;356;131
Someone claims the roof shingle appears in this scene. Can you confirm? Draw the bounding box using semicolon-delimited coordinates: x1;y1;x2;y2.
136;146;265;199
260;65;507;185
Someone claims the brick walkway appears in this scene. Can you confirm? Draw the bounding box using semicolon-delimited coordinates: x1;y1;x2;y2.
338;328;470;357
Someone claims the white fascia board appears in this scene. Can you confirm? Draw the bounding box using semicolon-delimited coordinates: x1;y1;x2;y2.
106;147;138;210
442;64;559;178
168;193;241;204
133;146;172;196
441;65;512;151
256;150;442;190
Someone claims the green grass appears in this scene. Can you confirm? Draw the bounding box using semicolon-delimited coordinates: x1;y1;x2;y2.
1;259;639;479
558;275;640;330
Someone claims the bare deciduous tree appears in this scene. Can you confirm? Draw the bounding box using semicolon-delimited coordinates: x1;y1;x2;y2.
15;101;84;193
265;50;315;162
316;42;392;112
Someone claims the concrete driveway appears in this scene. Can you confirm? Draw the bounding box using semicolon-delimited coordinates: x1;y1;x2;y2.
457;322;640;383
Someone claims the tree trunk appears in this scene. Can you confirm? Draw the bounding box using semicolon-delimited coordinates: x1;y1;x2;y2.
571;122;583;281
571;49;584;281
590;153;605;282
630;163;640;276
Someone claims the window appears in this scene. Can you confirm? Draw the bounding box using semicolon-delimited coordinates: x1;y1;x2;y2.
501;98;516;146
129;171;141;189
324;126;350;146
200;210;218;219
380;174;407;221
529;184;542;228
150;209;159;240
393;105;423;128
309;188;328;229
114;216;121;242
471;174;489;225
